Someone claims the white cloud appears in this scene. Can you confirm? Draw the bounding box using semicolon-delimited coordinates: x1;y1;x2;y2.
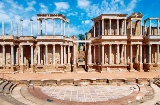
25;1;36;12
82;20;91;24
54;2;69;12
77;0;90;8
39;3;48;13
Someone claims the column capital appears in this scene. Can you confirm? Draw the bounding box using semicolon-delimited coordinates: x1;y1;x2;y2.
11;44;15;46
109;44;112;46
45;44;48;46
52;44;55;46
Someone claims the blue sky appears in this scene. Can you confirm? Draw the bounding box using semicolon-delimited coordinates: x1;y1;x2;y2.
0;0;159;36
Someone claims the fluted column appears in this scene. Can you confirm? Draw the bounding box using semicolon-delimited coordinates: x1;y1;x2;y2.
16;48;18;65
157;44;159;64
87;44;91;64
45;19;47;35
149;19;151;35
20;45;23;65
117;44;120;64
73;44;76;65
11;45;14;65
94;45;96;63
38;45;40;65
10;21;13;35
101;44;104;65
124;45;126;64
37;19;40;35
124;19;126;35
68;45;70;64
140;20;142;36
117;19;119;35
144;21;146;35
157;19;159;35
109;44;112;64
2;45;5;65
109;19;111;35
98;21;100;36
52;45;55;64
64;45;66;64
53;19;55;35
45;44;48;65
140;45;142;64
20;20;23;36
2;21;4;36
136;45;138;63
130;45;132;63
63;21;66;36
102;19;104;35
130;20;132;36
98;45;100;64
149;44;151;64
61;45;63;65
31;45;34;65
60;19;63;35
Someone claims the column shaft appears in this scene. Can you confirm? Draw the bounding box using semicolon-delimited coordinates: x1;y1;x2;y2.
63;21;65;36
61;45;63;65
21;45;23;65
31;45;34;65
102;45;104;65
94;45;96;63
149;45;151;64
140;45;142;64
109;44;112;64
130;20;132;36
53;45;55;64
140;20;142;35
38;19;40;35
45;45;48;65
68;45;70;64
124;45;126;64
68;22;70;37
117;19;119;35
157;20;159;35
20;20;23;36
102;19;104;35
2;45;5;65
136;45;138;63
124;19;126;35
60;19;63;35
64;45;66;64
11;45;14;65
88;44;91;64
98;21;100;36
130;45;132;63
144;21;146;35
45;19;47;35
53;19;55;35
16;48;18;65
157;44;159;64
117;44;120;64
109;19;111;35
38;45;40;65
98;45;100;64
149;19;151;35
94;22;96;37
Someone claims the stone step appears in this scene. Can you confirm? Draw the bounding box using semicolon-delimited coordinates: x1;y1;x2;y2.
3;82;13;94
0;81;8;93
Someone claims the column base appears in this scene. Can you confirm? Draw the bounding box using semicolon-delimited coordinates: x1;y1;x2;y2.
129;63;134;72
20;65;25;73
30;65;35;73
138;63;143;72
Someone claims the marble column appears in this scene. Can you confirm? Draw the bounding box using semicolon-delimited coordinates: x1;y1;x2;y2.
60;19;63;35
45;44;48;65
124;45;127;64
31;45;34;65
98;21;100;36
102;19;104;35
68;45;70;64
53;19;55;35
94;45;96;63
2;45;5;65
157;44;159;64
117;19;119;35
149;44;151;64
63;21;66;36
157;19;159;35
94;22;96;37
38;45;40;65
16;48;18;65
130;45;132;63
2;21;4;36
124;19;126;35
45;19;47;35
20;20;23;36
109;19;112;35
52;45;55;64
130;20;132;36
144;21;146;36
10;21;13;35
149;19;151;35
109;44;112;64
68;22;70;37
73;44;76;65
61;45;63;65
117;44;120;64
101;44;104;65
136;45;138;63
37;19;40;35
30;19;33;36
140;20;142;36
20;45;23;65
98;45;100;64
11;45;14;65
64;45;66;64
87;44;91;64
140;45;142;64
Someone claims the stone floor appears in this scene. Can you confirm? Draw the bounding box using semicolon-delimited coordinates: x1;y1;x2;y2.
41;85;138;102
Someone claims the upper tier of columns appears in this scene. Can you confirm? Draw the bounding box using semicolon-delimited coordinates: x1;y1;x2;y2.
93;18;127;37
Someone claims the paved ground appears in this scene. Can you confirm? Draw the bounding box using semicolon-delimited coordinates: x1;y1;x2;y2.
1;72;160;80
41;85;137;102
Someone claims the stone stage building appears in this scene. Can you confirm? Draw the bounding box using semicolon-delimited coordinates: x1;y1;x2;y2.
0;13;160;73
86;12;160;72
0;14;78;73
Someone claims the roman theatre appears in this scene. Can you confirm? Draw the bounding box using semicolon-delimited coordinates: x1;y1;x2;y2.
0;13;160;105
